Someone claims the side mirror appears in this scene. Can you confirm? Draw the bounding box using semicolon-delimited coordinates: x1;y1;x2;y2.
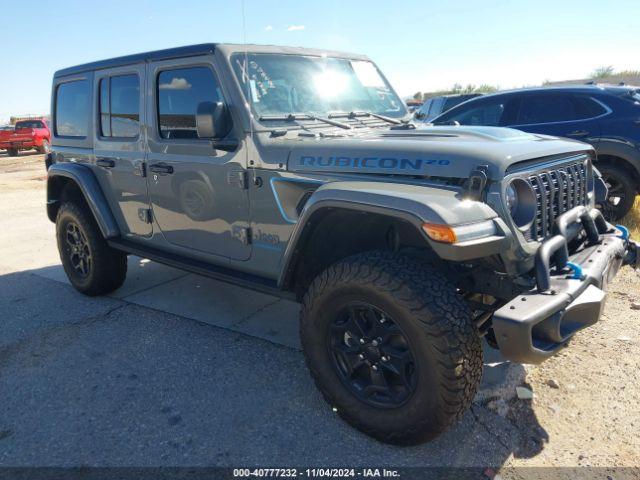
196;101;232;139
196;101;237;152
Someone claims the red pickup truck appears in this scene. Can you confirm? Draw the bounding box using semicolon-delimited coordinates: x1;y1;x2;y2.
0;119;51;156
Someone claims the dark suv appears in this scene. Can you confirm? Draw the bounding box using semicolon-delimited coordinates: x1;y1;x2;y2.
431;86;640;219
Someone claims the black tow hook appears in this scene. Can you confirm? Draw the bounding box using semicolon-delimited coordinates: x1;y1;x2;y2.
624;240;640;268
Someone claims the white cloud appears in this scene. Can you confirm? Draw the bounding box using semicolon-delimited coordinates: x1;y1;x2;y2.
287;25;305;31
265;25;273;31
159;78;192;90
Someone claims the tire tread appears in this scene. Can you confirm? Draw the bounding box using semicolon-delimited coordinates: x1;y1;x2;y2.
300;250;482;445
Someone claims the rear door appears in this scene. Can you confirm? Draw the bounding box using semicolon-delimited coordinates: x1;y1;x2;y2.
509;93;603;144
145;56;251;261
93;64;152;237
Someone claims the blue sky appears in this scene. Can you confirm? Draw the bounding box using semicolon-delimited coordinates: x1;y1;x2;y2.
1;0;638;122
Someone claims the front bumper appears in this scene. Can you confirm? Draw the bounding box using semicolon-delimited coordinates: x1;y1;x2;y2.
493;206;639;364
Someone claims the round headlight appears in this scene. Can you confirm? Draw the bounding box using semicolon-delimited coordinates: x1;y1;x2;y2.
506;179;537;229
506;183;518;215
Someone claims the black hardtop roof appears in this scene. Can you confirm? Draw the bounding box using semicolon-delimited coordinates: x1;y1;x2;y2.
54;43;368;78
54;43;217;77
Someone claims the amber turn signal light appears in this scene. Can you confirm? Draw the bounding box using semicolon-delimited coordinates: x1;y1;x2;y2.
422;223;457;244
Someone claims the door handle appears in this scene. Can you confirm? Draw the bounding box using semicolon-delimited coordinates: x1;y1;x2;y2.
96;158;115;168
149;163;174;175
566;130;589;137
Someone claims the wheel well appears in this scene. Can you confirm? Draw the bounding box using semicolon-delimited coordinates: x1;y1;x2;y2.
597;154;640;185
285;208;432;299
47;176;90;222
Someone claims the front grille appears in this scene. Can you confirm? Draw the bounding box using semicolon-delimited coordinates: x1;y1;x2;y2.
527;159;588;241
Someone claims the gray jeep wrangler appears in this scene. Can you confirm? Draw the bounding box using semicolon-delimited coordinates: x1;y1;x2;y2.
46;43;639;445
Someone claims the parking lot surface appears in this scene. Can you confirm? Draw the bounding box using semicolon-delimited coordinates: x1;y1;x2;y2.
1;153;639;472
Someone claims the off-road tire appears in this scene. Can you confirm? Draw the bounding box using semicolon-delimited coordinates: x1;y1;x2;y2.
598;162;637;221
300;250;483;445
56;201;127;296
7;148;19;157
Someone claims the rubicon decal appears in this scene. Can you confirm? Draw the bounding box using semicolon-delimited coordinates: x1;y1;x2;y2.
298;155;450;170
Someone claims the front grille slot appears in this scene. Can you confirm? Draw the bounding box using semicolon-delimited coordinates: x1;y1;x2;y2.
527;160;587;242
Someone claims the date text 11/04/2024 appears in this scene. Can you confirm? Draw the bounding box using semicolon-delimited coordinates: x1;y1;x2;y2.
233;468;400;477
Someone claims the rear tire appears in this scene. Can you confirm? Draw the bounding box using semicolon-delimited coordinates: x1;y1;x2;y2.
598;163;637;221
7;148;18;157
56;202;127;296
300;251;483;445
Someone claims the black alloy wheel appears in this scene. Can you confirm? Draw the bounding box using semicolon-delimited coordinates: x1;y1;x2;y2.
327;302;417;408
64;221;92;278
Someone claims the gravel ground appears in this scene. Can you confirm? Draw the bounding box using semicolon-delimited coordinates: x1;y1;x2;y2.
1;151;639;474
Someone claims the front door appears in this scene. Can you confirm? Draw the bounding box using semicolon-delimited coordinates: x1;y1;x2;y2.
93;64;151;237
145;57;251;261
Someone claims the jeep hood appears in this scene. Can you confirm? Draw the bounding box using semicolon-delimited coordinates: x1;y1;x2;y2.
285;126;593;179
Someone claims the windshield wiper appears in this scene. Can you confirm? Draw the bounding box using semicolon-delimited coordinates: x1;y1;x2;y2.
328;110;403;125
259;113;351;130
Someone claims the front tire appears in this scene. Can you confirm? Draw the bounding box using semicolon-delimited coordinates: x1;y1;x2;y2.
56;202;127;296
300;251;483;445
598;163;637;220
7;148;19;157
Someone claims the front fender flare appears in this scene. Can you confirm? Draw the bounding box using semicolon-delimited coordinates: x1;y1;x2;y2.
47;163;120;239
277;181;507;289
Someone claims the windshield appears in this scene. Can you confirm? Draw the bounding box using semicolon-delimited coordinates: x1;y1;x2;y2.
231;53;407;121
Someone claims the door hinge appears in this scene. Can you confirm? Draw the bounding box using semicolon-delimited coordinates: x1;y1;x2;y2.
138;208;152;224
232;226;251;245
227;170;248;190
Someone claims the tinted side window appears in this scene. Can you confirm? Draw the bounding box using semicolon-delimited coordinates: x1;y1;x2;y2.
55;80;89;137
517;95;577;124
573;95;607;119
438;99;506;126
157;67;222;139
99;79;110;137
99;74;140;138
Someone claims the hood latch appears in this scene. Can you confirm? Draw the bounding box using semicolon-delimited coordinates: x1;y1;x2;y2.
463;165;489;200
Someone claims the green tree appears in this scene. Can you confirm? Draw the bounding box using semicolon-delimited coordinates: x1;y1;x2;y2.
412;92;423;101
591;66;615;78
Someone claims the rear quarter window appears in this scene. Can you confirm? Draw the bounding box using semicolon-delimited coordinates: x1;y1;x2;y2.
55;80;90;137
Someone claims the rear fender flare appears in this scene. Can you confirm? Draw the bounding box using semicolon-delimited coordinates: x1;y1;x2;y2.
47;163;119;239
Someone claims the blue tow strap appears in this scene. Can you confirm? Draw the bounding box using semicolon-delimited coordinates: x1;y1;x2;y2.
565;261;584;280
615;224;630;241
